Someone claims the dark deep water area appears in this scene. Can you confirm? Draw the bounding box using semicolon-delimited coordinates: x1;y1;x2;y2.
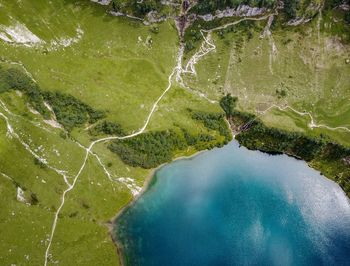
115;141;350;266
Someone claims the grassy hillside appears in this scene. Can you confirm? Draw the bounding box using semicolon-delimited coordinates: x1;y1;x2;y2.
182;7;350;146
0;1;229;265
0;0;349;265
0;0;179;132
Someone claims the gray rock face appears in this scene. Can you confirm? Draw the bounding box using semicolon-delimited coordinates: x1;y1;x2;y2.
286;2;321;26
161;0;180;7
90;0;111;6
146;11;168;23
287;17;311;26
110;11;143;21
198;5;267;21
339;3;350;11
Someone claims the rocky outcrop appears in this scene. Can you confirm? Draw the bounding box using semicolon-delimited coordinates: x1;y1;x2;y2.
287;17;312;26
110;10;172;25
175;13;196;38
339;3;350;11
287;1;322;26
197;5;267;22
146;11;168;24
109;11;143;21
90;0;111;6
161;0;181;7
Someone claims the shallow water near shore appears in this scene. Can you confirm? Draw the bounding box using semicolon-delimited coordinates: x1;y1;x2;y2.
114;141;350;266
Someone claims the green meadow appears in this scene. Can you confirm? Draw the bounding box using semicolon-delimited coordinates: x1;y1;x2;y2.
183;11;350;146
0;0;349;265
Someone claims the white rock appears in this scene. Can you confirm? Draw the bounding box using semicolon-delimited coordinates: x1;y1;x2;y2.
0;23;43;46
90;0;111;5
16;187;26;203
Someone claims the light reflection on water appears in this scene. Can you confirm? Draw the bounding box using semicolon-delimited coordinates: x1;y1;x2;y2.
115;141;350;266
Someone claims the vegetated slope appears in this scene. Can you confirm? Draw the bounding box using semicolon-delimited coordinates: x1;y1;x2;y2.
0;83;138;265
0;65;105;131
191;0;276;15
0;0;349;265
0;0;179;133
0;1;230;265
220;94;350;197
182;2;350;146
108;109;231;168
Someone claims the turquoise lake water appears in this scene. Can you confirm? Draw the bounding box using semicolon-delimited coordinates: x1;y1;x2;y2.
115;141;350;266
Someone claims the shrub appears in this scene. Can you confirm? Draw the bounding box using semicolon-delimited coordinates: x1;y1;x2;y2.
42;91;105;131
108;130;186;168
220;94;238;117
90;120;125;136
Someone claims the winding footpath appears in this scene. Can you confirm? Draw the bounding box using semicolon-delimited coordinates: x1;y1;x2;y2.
0;109;69;186
37;11;350;265
43;13;282;265
262;104;350;133
177;13;277;102
43;44;184;266
0;9;348;266
0;61;180;266
182;11;349;134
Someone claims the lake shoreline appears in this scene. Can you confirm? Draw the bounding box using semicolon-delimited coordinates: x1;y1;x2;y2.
106;137;350;265
106;148;209;265
107;140;350;265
